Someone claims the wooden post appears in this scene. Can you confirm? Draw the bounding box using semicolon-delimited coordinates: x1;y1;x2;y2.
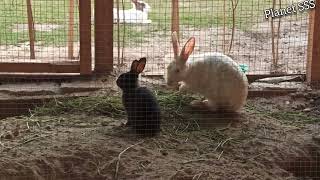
79;0;92;75
68;0;75;60
26;0;35;59
172;0;179;41
94;0;113;73
307;2;320;87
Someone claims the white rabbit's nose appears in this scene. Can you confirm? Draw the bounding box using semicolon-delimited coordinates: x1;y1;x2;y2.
166;81;178;89
167;80;174;86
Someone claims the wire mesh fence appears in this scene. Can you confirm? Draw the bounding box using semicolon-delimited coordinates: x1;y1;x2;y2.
113;0;310;77
0;0;81;63
0;0;311;74
0;0;319;179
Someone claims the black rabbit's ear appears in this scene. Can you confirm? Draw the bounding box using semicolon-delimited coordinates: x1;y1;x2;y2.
130;60;139;72
136;58;146;73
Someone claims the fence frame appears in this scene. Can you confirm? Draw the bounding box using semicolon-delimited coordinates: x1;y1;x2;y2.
0;0;318;87
307;1;320;87
94;0;114;73
0;0;95;75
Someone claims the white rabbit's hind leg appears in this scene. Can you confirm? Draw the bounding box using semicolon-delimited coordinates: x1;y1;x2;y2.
178;82;191;93
190;99;212;110
206;100;218;112
190;99;203;106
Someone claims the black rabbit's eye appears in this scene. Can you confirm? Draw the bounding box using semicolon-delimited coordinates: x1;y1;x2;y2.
175;69;180;73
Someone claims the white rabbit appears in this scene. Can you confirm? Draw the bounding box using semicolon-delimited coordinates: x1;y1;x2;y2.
91;0;152;24
113;0;152;24
165;32;249;112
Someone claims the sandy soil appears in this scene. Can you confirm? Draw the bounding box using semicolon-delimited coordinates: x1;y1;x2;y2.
0;87;319;180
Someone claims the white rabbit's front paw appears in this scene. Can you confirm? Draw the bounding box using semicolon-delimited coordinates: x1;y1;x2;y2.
178;82;189;93
190;99;209;109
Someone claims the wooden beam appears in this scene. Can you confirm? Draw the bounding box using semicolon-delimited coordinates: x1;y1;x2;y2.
68;0;75;60
246;74;305;84
307;1;320;87
0;63;80;73
26;0;35;59
247;89;297;98
94;0;113;73
171;0;180;40
0;93;92;119
79;0;92;75
0;74;92;83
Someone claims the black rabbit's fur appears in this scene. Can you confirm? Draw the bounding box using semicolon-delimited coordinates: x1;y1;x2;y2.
116;59;161;136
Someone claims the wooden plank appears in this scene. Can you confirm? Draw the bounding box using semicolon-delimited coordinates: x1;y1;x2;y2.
0;60;79;64
0;63;80;73
0;74;92;83
246;74;306;84
141;71;306;84
247;89;297;98
94;0;113;73
68;0;75;60
26;0;35;59
171;0;180;40
307;9;314;83
307;1;320;86
79;0;92;75
255;75;305;84
0;93;92;119
0;58;79;63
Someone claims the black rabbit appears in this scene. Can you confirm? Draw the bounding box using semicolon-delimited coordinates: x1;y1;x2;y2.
116;57;161;136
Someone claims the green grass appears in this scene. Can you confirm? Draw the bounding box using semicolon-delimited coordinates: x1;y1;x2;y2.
32;90;204;133
33;90;197;120
33;95;126;118
0;0;306;46
32;89;320;135
0;0;80;46
113;0;277;45
114;25;149;46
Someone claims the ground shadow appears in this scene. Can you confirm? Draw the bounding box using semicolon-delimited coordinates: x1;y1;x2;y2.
184;106;245;129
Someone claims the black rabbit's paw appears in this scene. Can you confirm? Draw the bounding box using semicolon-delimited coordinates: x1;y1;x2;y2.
122;121;133;127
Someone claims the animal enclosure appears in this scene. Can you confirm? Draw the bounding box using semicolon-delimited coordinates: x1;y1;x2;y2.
0;0;318;78
0;0;320;179
115;0;311;76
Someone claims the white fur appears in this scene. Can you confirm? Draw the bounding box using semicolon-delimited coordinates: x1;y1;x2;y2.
166;40;248;112
91;1;152;24
113;1;152;24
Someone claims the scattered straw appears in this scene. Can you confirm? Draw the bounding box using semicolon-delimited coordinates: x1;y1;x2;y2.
248;152;267;161
217;150;224;160
114;141;144;180
182;159;209;164
3;134;51;152
215;137;233;151
192;172;203;180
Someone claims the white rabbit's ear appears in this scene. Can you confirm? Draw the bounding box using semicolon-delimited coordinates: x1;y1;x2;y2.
136;57;147;73
130;60;140;73
131;0;138;9
135;1;146;11
180;37;195;62
171;31;180;60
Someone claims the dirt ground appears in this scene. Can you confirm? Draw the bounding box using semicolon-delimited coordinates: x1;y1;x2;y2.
0;83;320;180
